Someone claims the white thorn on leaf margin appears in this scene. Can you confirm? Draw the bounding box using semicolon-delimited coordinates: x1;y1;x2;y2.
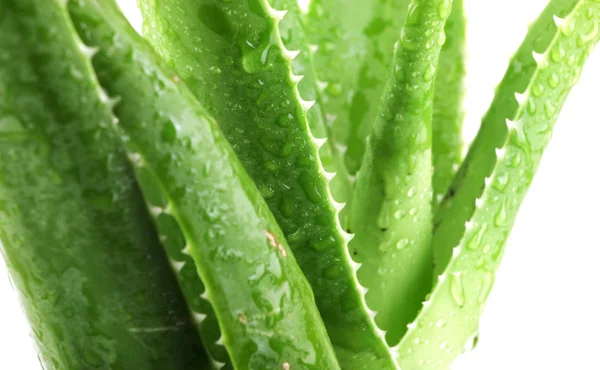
284;49;301;60
290;74;304;84
532;51;547;66
301;99;316;112
553;15;565;28
514;92;527;105
312;136;327;149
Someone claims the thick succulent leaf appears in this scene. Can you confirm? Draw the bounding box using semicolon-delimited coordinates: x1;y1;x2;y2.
349;0;453;346
398;1;600;368
271;0;354;224
432;0;581;276
432;0;466;206
137;0;397;368
303;0;410;175
68;0;340;369
0;1;208;368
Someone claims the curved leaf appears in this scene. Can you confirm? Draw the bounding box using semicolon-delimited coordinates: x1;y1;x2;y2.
398;1;600;368
303;0;410;175
432;0;467;207
350;0;453;346
68;0;340;368
137;0;397;367
0;1;208;368
432;0;582;276
271;0;354;224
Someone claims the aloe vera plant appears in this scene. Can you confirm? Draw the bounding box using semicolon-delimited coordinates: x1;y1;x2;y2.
0;1;208;368
1;0;599;369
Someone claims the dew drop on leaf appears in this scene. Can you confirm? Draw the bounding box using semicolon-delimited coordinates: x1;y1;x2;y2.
423;64;436;82
494;203;507;227
544;100;557;118
548;73;560;88
450;273;465;307
438;0;452;19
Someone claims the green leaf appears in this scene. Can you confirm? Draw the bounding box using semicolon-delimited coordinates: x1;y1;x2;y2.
0;1;208;368
398;1;600;368
302;0;410;175
271;0;354;225
432;0;581;276
137;0;397;367
68;0;340;368
349;0;453;346
432;0;467;207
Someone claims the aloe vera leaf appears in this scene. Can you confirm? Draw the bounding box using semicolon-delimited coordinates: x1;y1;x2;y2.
137;0;397;367
68;1;341;368
0;1;208;369
303;0;409;175
432;0;466;206
271;0;354;223
398;2;600;368
349;0;453;346
432;0;581;277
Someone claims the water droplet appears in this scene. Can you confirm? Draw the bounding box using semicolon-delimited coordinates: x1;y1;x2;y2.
494;203;507;226
405;3;422;27
450;273;465;307
162;120;178;142
394;209;406;219
401;30;417;50
396;238;409;250
261;44;273;65
277;113;294;127
548;73;560;88
325;82;343;97
321;41;335;54
510;152;522;167
423;64;436;82
69;66;84;80
437;32;447;48
526;99;536;115
493;172;509;190
467;223;488;251
560;19;576;37
438;0;452;19
531;82;544;97
298;171;324;203
436;319;446;328
544;100;556;118
407;186;416;198
550;46;565;62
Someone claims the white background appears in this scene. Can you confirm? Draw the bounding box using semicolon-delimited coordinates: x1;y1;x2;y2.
1;0;599;369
